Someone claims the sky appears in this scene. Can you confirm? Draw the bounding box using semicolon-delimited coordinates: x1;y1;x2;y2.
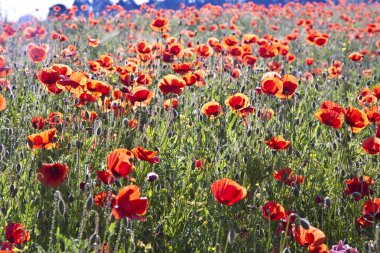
0;0;148;22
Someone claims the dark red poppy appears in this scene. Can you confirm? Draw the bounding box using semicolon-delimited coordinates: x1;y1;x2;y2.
94;191;116;208
37;163;69;187
314;109;343;129
112;185;149;221
5;223;30;244
344;175;374;201
31;116;45;129
97;170;115;185
211;178;247;206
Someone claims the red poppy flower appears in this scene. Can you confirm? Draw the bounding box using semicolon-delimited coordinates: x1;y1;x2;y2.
87;36;100;47
225;93;250;111
27;128;57;149
164;98;179;109
31;116;45;129
273;168;304;186
126;86;154;106
94;191;116;208
136;41;151;54
307;244;329;253
364;106;380;124
202;101;224;118
211;178;247;206
293;225;326;247
305;58;314;66
320;101;345;115
344;175;374;201
107;149;134;178
97;170;115;185
258;44;279;58
0;94;6;112
158;74;186;95
195;44;213;58
172;63;194;75
314;109;343;129
348;52;363;62
262;201;286;220
37;163;69;187
5;223;30;244
261;77;283;96
112;185;149;221
362;136;380;155
264;136;291;150
275;74;298;99
131;146;160;164
28;43;48;63
150;17;169;32
314;36;328;47
36;67;65;94
344;107;369;133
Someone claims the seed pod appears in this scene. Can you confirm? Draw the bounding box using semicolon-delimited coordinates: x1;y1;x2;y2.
228;229;236;244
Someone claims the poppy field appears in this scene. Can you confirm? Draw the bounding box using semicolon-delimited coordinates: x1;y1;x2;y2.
0;1;380;252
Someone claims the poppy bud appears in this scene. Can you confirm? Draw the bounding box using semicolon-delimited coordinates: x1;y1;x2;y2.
76;140;83;149
96;127;102;136
228;229;236;244
16;163;22;174
85;196;94;211
315;195;323;205
146;172;159;182
299;218;310;230
282;248;291;253
324;197;331;207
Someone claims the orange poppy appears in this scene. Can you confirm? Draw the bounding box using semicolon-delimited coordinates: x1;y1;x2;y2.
258;43;278;58
225;93;250;111
158;74;186;95
307;244;329;253
314;109;343;129
164;98;179;109
37;163;69;188
348;52;363;62
264;136;291;150
27;128;57;149
262;201;286;220
275;74;298;99
201;101;224;118
364;106;380;124
293;225;326;247
87;36;100;47
261;77;283;96
150;17;169;32
107;149;134;178
195;44;213;58
112;185;149;221
0;94;5;111
211;178;247;206
344;107;369;133
28;43;48;63
132;146;160;164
